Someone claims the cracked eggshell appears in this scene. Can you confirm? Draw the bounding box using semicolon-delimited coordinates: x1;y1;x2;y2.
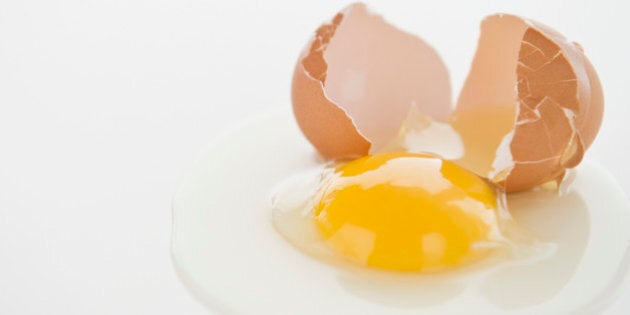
455;14;604;192
291;3;451;159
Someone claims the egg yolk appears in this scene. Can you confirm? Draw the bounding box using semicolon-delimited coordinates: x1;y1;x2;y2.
313;152;506;272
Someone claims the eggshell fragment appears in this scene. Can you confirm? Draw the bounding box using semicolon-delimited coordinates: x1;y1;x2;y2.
454;14;604;192
292;3;451;159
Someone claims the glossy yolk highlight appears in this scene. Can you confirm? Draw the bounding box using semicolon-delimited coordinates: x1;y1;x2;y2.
313;152;505;272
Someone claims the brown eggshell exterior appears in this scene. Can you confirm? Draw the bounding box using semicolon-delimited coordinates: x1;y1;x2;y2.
502;23;604;192
291;11;371;159
292;62;371;159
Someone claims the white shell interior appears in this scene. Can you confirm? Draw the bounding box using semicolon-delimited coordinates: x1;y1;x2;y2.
322;4;452;150
172;113;630;315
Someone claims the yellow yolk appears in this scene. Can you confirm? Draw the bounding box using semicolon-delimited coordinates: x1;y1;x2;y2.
313;152;505;272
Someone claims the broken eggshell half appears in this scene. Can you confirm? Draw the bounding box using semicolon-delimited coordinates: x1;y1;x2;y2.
291;3;451;159
291;4;603;192
453;14;604;192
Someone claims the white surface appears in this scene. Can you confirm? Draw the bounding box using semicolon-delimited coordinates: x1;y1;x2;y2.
0;0;628;314
173;114;630;315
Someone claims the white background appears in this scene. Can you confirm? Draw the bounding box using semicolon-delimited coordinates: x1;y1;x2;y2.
0;0;628;314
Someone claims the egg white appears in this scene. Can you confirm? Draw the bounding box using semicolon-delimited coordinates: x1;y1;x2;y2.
172;112;630;315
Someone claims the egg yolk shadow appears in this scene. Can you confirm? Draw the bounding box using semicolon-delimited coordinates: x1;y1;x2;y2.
479;188;589;310
335;271;465;308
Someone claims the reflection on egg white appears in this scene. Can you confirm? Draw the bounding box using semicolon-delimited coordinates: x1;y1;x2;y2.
479;189;589;309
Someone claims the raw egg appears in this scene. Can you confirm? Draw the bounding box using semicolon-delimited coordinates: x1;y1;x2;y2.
315;152;504;272
170;2;627;315
172;114;630;314
274;152;520;272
